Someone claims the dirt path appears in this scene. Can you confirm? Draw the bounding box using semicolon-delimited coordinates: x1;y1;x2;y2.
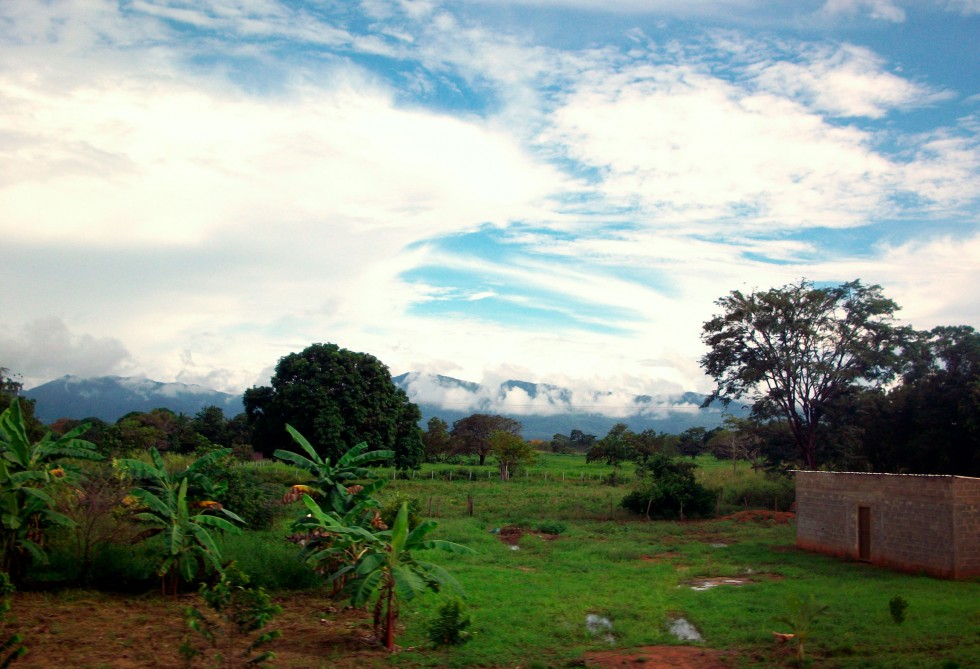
583;645;735;668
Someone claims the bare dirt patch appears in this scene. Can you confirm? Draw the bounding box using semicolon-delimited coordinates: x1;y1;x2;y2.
583;644;734;668
3;590;391;668
686;573;783;591
494;525;560;547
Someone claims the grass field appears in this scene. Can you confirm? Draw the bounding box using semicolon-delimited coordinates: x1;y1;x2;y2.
7;453;979;668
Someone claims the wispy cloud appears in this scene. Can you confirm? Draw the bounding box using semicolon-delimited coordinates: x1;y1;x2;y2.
1;0;977;400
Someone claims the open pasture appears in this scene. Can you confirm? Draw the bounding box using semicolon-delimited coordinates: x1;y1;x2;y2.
5;455;978;668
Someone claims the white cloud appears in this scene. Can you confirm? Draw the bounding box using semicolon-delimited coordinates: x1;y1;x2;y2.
945;0;980;14
820;0;906;22
746;43;950;118
0;318;133;388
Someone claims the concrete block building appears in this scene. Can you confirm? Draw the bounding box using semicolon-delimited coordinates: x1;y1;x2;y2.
795;471;980;579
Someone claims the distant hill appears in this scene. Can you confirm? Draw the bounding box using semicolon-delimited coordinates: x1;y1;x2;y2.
391;372;736;441
24;372;735;440
24;375;244;423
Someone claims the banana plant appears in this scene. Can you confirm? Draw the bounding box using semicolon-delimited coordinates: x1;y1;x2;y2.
295;496;473;650
274;424;393;515
0;399;101;581
118;448;244;595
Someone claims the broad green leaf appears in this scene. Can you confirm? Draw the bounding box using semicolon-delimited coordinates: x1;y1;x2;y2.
285;424;320;462
391;564;428;601
349;569;384;608
193;515;242;535
390;502;409;555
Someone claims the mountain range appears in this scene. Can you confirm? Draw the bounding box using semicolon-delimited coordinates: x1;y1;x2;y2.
24;373;735;440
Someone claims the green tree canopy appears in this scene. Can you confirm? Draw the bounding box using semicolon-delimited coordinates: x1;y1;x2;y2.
586;423;637;485
700;279;909;469
422;417;451;462
490;430;536;481
855;325;980;476
244;343;423;468
450;414;522;466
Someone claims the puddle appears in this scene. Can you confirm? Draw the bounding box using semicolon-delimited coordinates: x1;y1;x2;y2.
585;614;615;644
688;577;752;591
668;617;704;642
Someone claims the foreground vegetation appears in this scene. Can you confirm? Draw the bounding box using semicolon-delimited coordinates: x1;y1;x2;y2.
1;452;975;668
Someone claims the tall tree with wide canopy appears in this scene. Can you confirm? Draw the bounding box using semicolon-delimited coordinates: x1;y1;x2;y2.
700;279;908;469
244;343;423;468
855;325;980;476
450;414;522;466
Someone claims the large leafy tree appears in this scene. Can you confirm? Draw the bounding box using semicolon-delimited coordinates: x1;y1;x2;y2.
244;343;423;468
489;430;536;481
700;279;908;469
450;414;522;466
586;423;637;485
855;326;980;476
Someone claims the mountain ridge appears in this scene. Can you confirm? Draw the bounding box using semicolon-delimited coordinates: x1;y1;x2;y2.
24;373;733;440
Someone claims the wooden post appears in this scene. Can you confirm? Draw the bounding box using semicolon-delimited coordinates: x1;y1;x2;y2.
467;495;473;517
436;497;441;517
428;496;433;516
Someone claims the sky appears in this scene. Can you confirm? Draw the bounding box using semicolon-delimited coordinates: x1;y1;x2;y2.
2;0;979;410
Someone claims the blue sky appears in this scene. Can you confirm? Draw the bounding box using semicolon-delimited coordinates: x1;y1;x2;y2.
1;0;978;411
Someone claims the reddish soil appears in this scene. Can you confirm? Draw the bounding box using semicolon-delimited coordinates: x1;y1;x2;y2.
3;591;391;668
495;525;560;546
583;644;735;668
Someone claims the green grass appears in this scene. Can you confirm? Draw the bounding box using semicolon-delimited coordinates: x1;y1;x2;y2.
31;453;980;667
365;455;980;668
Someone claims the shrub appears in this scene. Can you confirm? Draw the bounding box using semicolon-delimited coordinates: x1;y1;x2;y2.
181;562;282;667
210;465;280;531
621;453;715;519
889;595;909;625
428;599;472;647
534;521;566;535
379;493;422;531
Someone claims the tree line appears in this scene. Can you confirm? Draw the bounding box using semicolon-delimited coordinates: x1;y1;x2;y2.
4;277;978;477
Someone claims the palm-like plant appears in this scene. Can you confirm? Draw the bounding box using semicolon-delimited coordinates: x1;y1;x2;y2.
274;424;393;515
775;593;829;664
0;399;101;581
118;448;243;595
295;497;473;650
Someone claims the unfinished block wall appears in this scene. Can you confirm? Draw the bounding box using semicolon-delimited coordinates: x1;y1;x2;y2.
795;471;980;580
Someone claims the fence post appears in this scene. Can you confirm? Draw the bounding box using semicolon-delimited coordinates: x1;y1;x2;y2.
467;495;473;517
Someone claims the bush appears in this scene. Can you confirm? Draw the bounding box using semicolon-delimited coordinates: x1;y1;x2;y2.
427;598;472;647
181;562;282;667
379;493;422;531
534;521;566;535
621;453;715;519
211;465;281;531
